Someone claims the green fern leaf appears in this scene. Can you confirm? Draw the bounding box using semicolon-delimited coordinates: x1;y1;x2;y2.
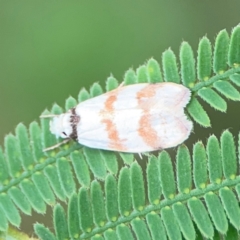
33;129;240;239
162;48;180;83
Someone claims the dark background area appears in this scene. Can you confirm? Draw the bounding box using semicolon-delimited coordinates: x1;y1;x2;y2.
1;0;240;236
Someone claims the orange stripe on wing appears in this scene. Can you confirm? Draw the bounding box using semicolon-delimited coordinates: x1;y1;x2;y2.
100;94;126;151
138;113;161;149
136;84;158;110
136;84;157;99
105;95;117;112
137;84;161;149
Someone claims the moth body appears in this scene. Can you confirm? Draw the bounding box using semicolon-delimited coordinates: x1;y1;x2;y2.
49;82;192;153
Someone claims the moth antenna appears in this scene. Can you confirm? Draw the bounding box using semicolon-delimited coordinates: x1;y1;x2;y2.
40;114;59;118
43;139;70;152
118;81;125;88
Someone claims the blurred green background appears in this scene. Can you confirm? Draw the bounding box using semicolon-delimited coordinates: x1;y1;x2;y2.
1;1;240;146
1;0;240;236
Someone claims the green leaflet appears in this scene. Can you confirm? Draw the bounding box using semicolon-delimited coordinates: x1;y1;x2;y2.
219;187;240;230
0;193;21;227
131;218;152;240
198;87;227;112
204;192;228;235
197;37;212;81
118;167;132;217
65;96;78;111
228;25;240;67
213;80;240;101
136;65;149;83
105;175;118;222
147;155;161;204
79;187;93;233
20;179;46;214
172;203;196;240
83;147;107;180
106;75;118;91
161;207;182;240
206;135;223;184
91;234;104;240
54;204;69;240
0;208;8;231
90;82;103;97
130;162;145;211
34;224;57;240
162;48;180;83
78;88;90;102
44;164;66;201
68;193;80;239
4;134;22;178
146;212;167;240
29;121;45;162
176;145;192;194
147;58;163;83
57;157;76;198
91;180;106;227
119;152;134;165
124;69;137;85
0;147;9;184
71;150;91;187
187;98;211;127
16;123;35;170
188;197;214;238
159;151;176;199
104;229;118;240
31;171;55;205
220;130;237;179
7;186;31;215
213;29;229;74
116;224;134;240
100;150;118;175
180;41;196;87
230;73;240;86
193;141;208;189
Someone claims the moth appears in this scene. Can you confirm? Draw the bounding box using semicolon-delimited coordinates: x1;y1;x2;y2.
42;82;192;153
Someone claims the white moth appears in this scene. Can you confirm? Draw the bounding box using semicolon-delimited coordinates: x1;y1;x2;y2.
43;83;192;153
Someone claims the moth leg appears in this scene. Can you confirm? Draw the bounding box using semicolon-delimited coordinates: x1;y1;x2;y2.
138;153;143;159
43;139;70;152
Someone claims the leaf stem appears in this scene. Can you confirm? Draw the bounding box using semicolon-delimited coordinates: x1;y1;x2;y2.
191;67;240;92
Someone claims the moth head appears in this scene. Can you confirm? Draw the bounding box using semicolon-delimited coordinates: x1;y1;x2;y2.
50;113;72;139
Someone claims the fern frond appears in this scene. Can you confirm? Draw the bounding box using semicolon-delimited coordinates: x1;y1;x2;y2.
1;24;240;239
34;130;240;239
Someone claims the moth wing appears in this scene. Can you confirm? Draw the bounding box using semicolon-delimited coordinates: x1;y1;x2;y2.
112;82;191;112
76;107;142;151
78;82;190;111
76;107;192;152
145;108;193;149
114;107;192;152
75;82;192;152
